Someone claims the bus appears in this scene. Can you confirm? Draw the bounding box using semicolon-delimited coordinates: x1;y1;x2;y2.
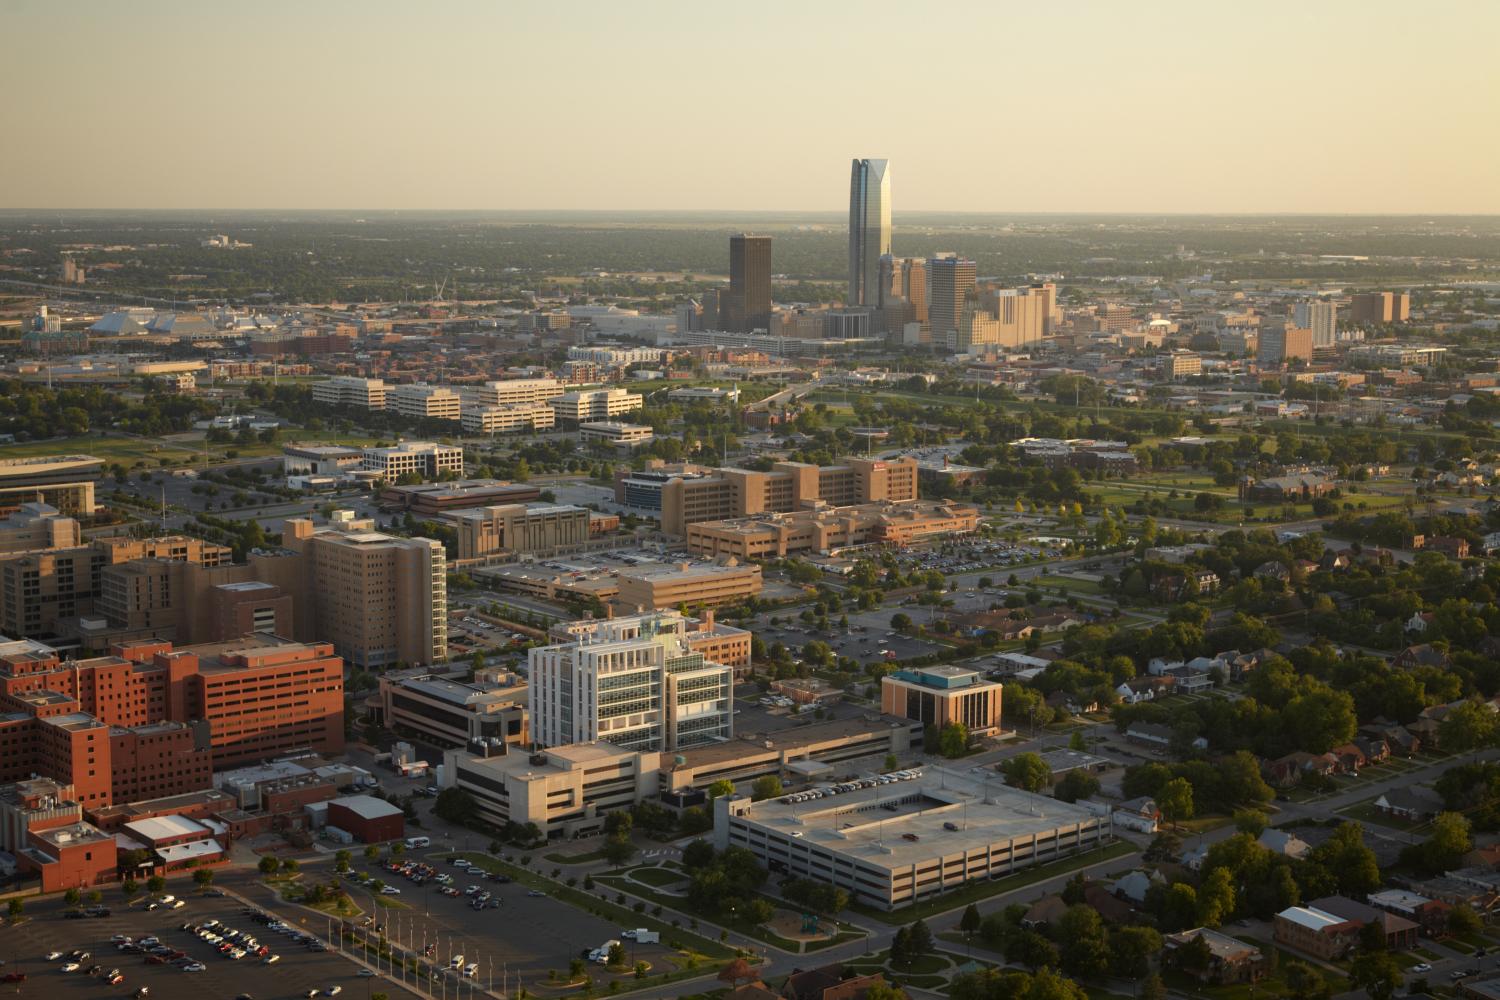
404;836;431;850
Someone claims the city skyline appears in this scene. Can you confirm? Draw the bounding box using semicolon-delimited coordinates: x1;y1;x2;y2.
2;1;1497;214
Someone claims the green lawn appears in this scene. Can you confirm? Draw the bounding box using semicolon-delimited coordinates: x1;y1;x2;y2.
1337;798;1425;832
5;434;205;464
543;849;607;865
631;867;688;889
591;873;801;952
849;840;1138;925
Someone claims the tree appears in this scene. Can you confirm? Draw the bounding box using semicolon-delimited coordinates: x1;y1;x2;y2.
364;844;380;861
1053;770;1100;804
707;779;735;800
607;943;624;967
939;721;970;758
682;839;716;871
884;753;899;772
258;855;280;876
1349;950;1402;1000
1424;811;1473;870
146;875;165;893
1002;752;1052;793
1005;929;1059;971
1440;699;1500;755
1284;961;1331;1000
602;834;636;866
890;612;912;631
959;903;982;938
282;858;300;874
335;849;351;873
1057;905;1109;979
433;786;480;826
1107;926;1162;979
1309;822;1380;896
64;887;81;907
1233;809;1267;836
122;878;138;899
1449;903;1483;937
6;898;22;921
751;775;783;801
1157;777;1194;828
194;868;215;889
1197;867;1236;928
1139;973;1167;1000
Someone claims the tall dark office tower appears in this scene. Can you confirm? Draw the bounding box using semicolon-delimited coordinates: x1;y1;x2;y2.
901;256;927;322
927;254;977;342
848;158;892;308
725;234;772;333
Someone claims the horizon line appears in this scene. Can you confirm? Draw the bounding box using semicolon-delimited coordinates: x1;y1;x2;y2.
2;207;1499;218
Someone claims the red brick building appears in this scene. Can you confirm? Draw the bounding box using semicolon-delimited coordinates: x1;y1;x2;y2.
327;795;404;843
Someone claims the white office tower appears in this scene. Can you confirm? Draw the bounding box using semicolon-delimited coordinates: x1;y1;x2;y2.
1294;300;1338;348
530;612;733;752
848;158;893;308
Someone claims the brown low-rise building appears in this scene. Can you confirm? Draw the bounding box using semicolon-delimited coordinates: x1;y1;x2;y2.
880;665;1003;736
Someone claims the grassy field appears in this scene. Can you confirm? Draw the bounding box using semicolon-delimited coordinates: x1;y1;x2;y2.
591;872;801;952
4;434;204;463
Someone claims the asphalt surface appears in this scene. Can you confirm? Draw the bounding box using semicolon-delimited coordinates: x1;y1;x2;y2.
2;892;422;1000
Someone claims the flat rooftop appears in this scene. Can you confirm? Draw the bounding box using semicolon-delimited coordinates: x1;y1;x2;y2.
672;715;918;771
731;766;1102;870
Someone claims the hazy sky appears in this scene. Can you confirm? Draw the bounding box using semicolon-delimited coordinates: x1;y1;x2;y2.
4;0;1497;213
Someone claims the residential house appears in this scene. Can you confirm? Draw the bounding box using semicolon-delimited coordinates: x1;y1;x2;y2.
1374;787;1443;822
1394;644;1451;670
1361;723;1421;757
1125;722;1173;748
1113;797;1161;834
1164;928;1268;985
1354;735;1391;764
1425;536;1471;560
1253;561;1291;583
1329;743;1367;773
1265;751;1342;788
782;966;908;1000
1259;829;1312;860
1112;869;1164;906
1083;883;1136;924
1406;611;1435;634
1020;894;1069;930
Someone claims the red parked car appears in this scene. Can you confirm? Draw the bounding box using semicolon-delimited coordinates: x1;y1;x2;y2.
2;973;26;983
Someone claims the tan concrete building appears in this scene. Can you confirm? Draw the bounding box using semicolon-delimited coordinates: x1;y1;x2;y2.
445;741;660;838
379;668;528;750
614;560;763;611
388;383;462;422
452;503;591;559
880;665;1003;736
360;441;464;480
1350;292;1410;325
0;455;102;516
547;388;643;427
312;376;387;410
0;503;80;554
617;456;920;536
469;377;566;408
1258;324;1314;366
460;401;555;434
281;513;448;668
685;499;982;560
662;715;922;792
0;536;231;641
579;421;654;449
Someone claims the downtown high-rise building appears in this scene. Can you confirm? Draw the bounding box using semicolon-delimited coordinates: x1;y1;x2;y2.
927;254;978;341
724;234;772;333
848;158;892;308
1294;300;1338;348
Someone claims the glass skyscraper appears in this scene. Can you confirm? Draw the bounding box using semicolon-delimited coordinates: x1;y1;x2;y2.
848;158;892;308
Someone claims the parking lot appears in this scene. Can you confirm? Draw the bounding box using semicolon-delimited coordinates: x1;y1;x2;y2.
752;618;943;667
4;892;422;1000
327;852;676;992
